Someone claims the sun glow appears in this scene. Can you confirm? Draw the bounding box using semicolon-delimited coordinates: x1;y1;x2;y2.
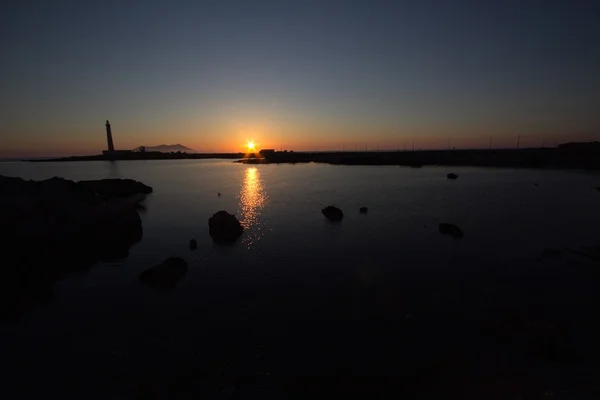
246;141;256;151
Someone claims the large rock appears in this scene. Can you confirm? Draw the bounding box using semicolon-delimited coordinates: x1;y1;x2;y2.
0;175;150;320
322;205;344;221
78;178;152;200
208;211;244;242
139;257;187;290
2;177;147;252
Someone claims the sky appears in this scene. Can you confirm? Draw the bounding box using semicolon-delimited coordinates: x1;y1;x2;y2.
1;0;600;156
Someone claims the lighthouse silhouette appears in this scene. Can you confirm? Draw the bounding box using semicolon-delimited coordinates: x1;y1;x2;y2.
105;120;115;152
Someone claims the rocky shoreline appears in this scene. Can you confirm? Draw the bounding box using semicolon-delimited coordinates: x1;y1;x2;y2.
0;175;152;319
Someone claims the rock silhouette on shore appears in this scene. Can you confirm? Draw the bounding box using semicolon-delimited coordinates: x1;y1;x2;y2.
0;175;151;319
359;207;368;214
208;211;244;242
77;178;153;199
139;257;188;290
322;206;344;221
447;173;458;180
439;223;464;239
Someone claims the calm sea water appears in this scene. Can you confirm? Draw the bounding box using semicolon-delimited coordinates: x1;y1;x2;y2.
2;160;600;398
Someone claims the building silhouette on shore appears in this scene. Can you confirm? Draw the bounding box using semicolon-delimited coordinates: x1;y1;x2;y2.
105;120;114;152
102;120;133;157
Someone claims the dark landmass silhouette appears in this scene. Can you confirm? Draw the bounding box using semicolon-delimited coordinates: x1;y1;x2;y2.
237;141;600;170
132;144;197;153
27;141;600;170
0;175;151;320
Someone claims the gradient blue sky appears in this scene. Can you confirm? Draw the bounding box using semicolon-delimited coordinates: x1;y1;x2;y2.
1;0;599;156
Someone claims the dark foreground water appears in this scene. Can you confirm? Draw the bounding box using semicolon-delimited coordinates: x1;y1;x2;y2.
2;160;600;398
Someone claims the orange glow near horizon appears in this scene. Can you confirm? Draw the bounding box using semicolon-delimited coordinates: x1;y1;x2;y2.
5;126;600;158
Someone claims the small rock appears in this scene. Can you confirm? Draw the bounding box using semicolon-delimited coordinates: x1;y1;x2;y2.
359;207;368;214
209;211;244;242
322;205;343;221
439;223;463;239
447;173;458;180
189;239;197;250
139;257;187;290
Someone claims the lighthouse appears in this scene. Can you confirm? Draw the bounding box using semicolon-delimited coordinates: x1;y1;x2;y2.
105;120;115;152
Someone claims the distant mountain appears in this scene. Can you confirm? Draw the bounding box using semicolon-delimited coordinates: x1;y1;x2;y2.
132;144;197;153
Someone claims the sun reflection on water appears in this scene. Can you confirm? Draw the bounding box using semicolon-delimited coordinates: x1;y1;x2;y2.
238;167;268;247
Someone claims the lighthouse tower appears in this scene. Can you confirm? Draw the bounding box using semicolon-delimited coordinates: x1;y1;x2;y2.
105;120;115;152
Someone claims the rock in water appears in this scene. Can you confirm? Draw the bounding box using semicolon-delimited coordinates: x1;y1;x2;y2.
139;257;188;290
322;206;344;221
208;211;244;242
439;223;464;239
359;207;368;214
447;173;458;180
189;239;198;250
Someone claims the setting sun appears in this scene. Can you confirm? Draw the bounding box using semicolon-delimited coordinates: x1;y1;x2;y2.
246;141;256;151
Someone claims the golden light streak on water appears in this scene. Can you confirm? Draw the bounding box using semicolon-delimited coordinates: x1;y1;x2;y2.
238;167;268;247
